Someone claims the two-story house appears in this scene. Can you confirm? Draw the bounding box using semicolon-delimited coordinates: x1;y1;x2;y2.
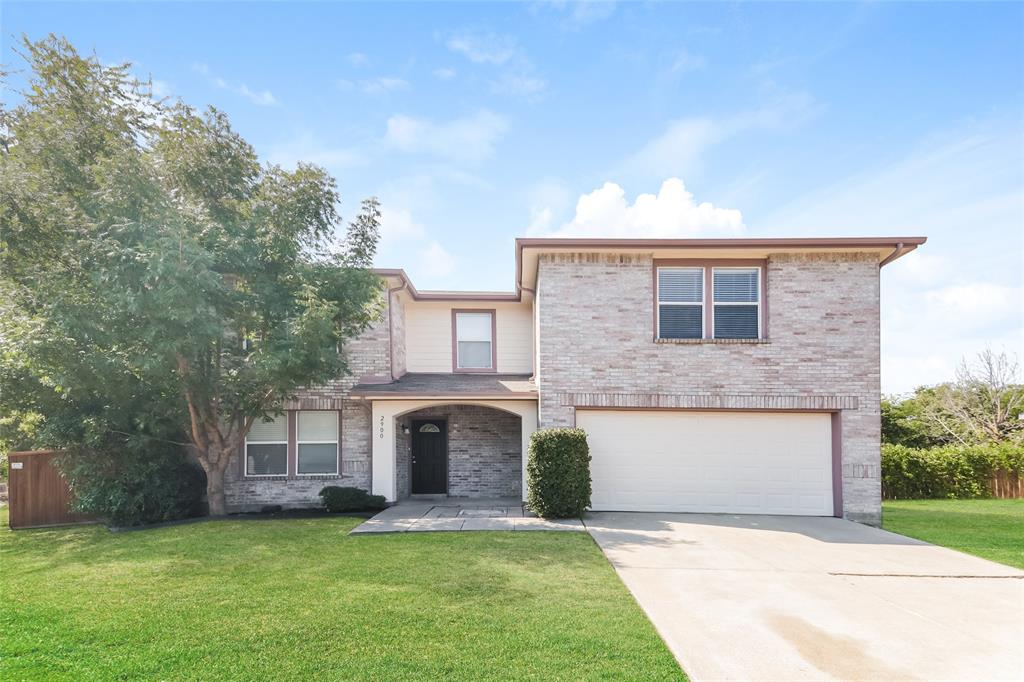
225;236;925;526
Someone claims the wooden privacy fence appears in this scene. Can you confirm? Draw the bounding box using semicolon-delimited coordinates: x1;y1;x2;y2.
990;470;1023;499
7;450;95;529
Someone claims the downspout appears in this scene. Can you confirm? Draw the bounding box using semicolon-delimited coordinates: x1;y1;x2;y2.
879;242;906;267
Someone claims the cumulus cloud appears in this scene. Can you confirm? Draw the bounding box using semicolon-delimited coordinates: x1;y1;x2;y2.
384;110;509;163
531;178;744;238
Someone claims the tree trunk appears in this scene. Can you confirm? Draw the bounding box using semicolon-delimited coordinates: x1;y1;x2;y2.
206;461;228;517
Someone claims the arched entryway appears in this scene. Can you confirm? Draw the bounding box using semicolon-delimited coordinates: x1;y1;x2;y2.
395;405;523;499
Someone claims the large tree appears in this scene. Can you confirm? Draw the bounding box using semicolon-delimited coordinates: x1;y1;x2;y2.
1;36;383;514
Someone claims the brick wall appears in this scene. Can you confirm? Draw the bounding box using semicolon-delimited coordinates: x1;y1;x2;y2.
536;251;883;525
395;405;522;499
224;288;391;511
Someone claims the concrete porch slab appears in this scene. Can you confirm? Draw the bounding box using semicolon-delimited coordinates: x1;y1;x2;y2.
349;498;585;534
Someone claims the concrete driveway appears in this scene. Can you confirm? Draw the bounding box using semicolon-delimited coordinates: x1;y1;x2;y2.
585;513;1023;681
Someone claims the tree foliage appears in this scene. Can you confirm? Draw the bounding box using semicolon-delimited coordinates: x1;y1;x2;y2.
882;350;1024;448
1;36;382;514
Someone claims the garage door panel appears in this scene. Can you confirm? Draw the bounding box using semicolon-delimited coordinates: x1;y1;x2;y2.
577;410;834;516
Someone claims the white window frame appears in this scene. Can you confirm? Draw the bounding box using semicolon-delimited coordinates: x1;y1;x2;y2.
656;266;705;340
296;411;339;477
244;415;288;478
710;266;762;340
454;310;495;371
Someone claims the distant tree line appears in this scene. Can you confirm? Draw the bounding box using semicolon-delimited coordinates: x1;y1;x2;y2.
882;349;1023;448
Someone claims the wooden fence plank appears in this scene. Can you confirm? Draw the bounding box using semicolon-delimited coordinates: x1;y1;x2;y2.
8;451;95;529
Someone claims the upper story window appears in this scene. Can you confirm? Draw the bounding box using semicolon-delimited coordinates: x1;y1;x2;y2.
657;267;704;339
656;263;764;341
297;411;339;476
454;310;495;371
712;267;760;339
245;414;287;477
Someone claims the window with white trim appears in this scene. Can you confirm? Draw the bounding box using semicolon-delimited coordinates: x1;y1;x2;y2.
712;267;760;339
657;267;704;339
297;411;339;475
455;311;493;370
246;415;287;476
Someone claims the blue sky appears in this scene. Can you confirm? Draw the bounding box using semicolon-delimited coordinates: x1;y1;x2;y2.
4;1;1022;393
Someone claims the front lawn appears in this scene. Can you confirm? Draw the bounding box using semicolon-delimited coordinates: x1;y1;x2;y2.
0;508;683;680
882;499;1024;569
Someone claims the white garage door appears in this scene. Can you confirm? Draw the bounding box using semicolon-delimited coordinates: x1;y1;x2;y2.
577;410;834;516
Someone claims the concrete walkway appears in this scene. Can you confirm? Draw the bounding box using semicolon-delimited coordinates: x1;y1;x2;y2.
586;512;1024;682
350;498;585;533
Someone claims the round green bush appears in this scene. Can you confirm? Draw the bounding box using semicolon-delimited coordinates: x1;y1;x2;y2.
319;486;386;512
526;428;591;519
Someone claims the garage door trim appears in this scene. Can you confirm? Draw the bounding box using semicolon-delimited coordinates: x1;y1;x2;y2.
574;407;843;518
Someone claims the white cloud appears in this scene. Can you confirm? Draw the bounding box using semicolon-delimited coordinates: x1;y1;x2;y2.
421;242;457;278
625;90;816;179
347;52;370;67
533;178;744;238
445;30;546;99
266;133;362;171
192;63;278;106
337;77;409;95
491;72;547;98
360;77;410;95
923;283;1021;334
384;110;509;163
375;206;457;284
778;119;1024;393
379;206;426;243
235;84;277;106
433;67;457;80
446;32;519;65
668;48;706;74
530;0;617;30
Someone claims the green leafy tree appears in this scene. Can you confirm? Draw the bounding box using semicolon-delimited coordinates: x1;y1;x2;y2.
1;36;382;515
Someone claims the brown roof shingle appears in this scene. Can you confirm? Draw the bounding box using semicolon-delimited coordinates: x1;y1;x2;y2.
350;373;536;399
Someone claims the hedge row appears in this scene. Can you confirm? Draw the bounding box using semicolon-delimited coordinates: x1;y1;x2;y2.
881;442;1024;500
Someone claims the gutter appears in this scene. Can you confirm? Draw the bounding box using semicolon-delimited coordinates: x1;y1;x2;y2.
879;242;907;267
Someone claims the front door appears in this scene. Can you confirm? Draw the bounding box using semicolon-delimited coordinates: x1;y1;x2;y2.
411;419;447;494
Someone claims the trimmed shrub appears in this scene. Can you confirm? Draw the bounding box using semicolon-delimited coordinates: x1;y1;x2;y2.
526;428;591;518
881;442;1024;499
319;486;387;513
57;445;207;526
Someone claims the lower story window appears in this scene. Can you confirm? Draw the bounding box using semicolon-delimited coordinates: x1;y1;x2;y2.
298;411;339;475
246;414;287;476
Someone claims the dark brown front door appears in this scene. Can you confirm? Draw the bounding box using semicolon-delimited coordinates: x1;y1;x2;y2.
411;419;447;494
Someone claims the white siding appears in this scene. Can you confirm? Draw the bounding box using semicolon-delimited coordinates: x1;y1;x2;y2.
403;300;533;374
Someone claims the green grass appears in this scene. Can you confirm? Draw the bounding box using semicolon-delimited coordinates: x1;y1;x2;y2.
882;499;1024;569
0;507;683;681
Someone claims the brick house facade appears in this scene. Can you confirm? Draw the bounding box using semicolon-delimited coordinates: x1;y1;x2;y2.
225;236;925;526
